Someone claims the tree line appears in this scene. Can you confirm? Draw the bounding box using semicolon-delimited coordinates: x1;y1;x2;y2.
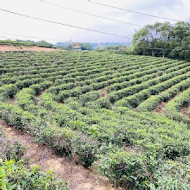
133;21;190;61
0;40;54;48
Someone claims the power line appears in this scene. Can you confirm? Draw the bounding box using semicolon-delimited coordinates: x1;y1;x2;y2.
0;35;10;40
40;0;143;27
0;34;60;43
5;33;64;42
88;0;181;22
0;8;132;39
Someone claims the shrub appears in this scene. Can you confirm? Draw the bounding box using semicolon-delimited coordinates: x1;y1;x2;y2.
79;91;100;106
0;127;25;161
97;98;111;109
0;159;68;190
0;84;18;99
30;81;52;95
99;151;150;189
0;103;33;130
149;157;190;189
39;126;98;168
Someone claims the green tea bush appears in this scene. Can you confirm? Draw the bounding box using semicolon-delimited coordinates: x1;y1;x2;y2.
0;127;25;161
30;81;53;95
79;91;100;106
39;126;98;168
96;98;111;109
99;151;190;190
165;87;190;124
99;151;150;189
0;160;68;190
0;84;18;99
16;88;36;110
0;127;68;190
149;157;190;189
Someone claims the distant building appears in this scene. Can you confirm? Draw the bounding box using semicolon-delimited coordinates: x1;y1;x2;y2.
73;44;81;51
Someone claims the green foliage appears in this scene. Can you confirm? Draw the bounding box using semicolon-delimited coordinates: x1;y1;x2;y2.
96;98;111;109
0;39;54;48
165;87;190;124
0;102;33;130
133;21;190;61
16;88;36;110
0;127;25;161
81;43;93;50
0;127;68;190
30;81;53;95
137;75;190;112
1;142;26;162
79;91;100;106
99;152;190;189
0;84;18;99
150;157;190;189
99;151;149;189
0;159;68;190
0;51;190;189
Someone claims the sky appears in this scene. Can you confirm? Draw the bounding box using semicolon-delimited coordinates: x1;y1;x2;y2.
0;0;190;43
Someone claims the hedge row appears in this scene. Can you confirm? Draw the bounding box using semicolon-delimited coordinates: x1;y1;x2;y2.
137;77;190;112
115;68;190;107
165;87;190;124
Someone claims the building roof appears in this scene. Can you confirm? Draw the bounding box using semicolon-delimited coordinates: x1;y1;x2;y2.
73;44;81;48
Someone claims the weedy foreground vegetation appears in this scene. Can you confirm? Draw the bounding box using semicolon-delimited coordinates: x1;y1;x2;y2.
0;126;68;190
0;51;190;189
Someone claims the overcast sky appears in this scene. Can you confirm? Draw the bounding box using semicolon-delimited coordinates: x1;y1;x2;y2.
0;0;190;43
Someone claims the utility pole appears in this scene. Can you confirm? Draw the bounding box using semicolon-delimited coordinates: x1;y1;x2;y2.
70;36;73;50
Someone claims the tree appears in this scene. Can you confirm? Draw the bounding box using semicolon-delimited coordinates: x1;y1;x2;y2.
133;21;190;60
133;22;173;57
81;43;92;50
37;41;53;48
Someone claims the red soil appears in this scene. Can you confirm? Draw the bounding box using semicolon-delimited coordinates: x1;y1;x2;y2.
0;45;61;52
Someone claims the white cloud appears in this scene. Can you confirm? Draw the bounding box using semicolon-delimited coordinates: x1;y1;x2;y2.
0;0;189;43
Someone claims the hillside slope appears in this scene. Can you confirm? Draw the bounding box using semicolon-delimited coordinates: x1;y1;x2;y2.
0;51;189;189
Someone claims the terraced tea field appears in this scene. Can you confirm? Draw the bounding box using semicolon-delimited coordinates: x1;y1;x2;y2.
0;51;190;189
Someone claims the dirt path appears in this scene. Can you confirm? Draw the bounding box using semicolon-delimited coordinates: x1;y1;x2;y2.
155;102;167;114
0;120;114;190
99;89;107;98
181;104;190;118
35;91;46;105
0;45;61;52
155;92;182;114
8;98;17;105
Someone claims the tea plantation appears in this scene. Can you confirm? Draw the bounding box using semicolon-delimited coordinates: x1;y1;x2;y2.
0;51;189;189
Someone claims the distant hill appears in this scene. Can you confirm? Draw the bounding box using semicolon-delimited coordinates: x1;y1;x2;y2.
56;42;131;50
